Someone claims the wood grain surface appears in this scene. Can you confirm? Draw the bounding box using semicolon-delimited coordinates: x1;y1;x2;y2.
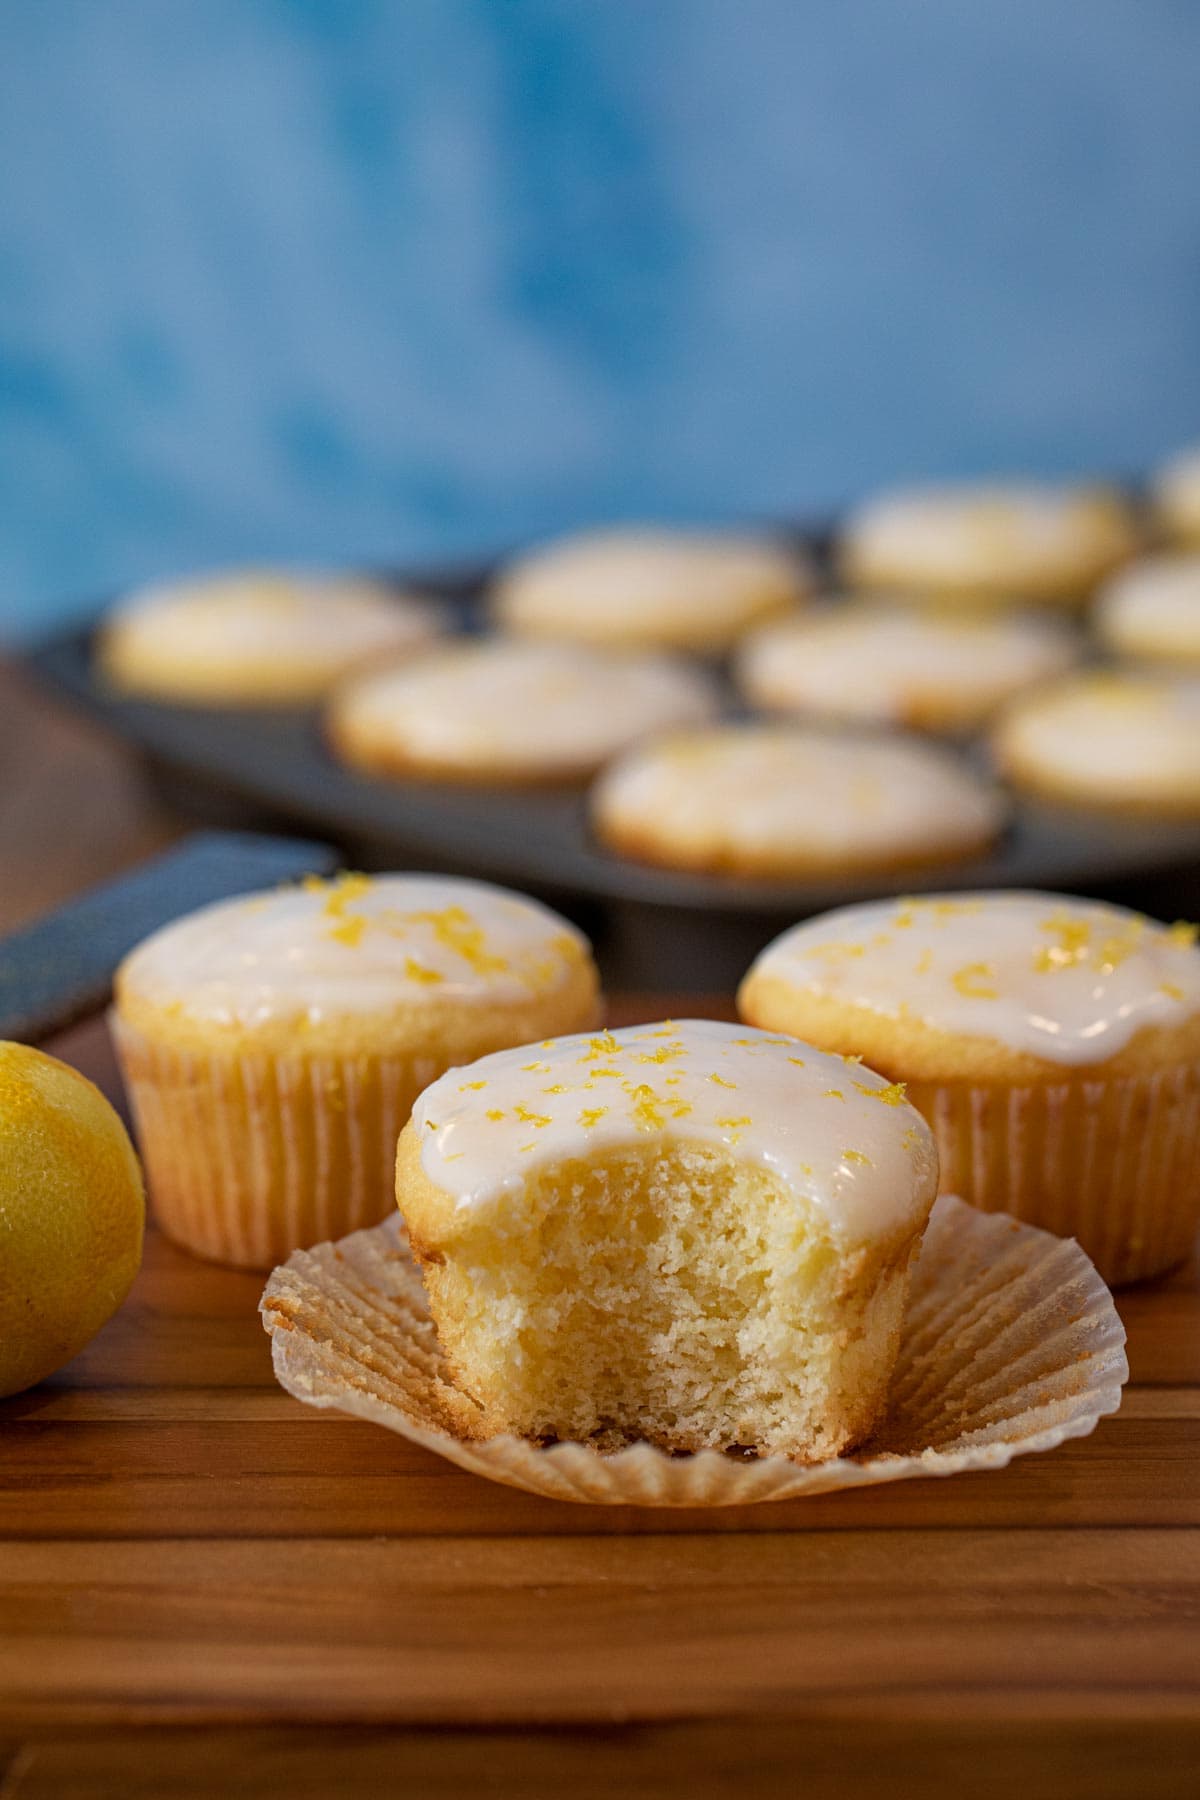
2;658;1198;1799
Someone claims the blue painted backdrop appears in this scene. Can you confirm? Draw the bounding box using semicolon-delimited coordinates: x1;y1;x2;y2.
3;0;1200;638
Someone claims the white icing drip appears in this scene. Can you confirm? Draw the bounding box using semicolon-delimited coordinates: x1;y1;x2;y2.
738;605;1078;721
111;569;439;662
412;1018;936;1243
1097;556;1200;660
998;675;1200;802
119;874;589;1028
593;726;1004;864
333;639;718;774
747;893;1200;1065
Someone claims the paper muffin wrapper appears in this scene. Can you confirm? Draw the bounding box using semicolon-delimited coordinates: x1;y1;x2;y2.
906;1062;1200;1288
259;1194;1127;1508
111;1015;445;1270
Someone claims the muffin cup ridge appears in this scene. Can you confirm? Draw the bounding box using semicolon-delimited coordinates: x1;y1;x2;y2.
112;1014;441;1269
906;1061;1200;1286
259;1194;1128;1508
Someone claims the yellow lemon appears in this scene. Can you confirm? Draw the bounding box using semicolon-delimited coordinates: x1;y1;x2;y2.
0;1041;144;1399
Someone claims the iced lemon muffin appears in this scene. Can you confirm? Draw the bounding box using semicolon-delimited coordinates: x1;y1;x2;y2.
735;603;1079;732
1095;554;1200;667
591;724;1005;880
839;483;1138;609
1151;444;1200;548
740;893;1200;1284
993;672;1200;817
113;873;600;1268
491;527;810;654
397;1019;938;1459
327;638;719;784
100;568;442;705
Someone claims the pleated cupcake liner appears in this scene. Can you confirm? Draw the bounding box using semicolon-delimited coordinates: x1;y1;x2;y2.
906;1061;1200;1286
259;1194;1128;1508
112;1015;444;1269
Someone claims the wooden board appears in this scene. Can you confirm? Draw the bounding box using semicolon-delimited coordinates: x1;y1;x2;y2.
2;660;1199;1796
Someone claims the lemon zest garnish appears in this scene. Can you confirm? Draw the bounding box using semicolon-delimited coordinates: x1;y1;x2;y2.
328;916;367;948
1161;982;1184;1001
579;1105;608;1127
823;1089;845;1100
323;872;372;917
1166;921;1198;948
514;1103;551;1128
486;1108;505;1122
843;1150;872;1166
459;1080;487;1091
709;1073;737;1088
854;1080;908;1106
630;1084;667;1130
406;904;509;975
404;956;444;984
952;962;998;999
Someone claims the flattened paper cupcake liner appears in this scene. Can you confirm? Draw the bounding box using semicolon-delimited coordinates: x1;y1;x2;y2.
260;1195;1127;1507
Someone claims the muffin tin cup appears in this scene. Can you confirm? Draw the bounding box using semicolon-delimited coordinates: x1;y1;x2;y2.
111;1015;444;1269
259;1194;1127;1509
907;1062;1200;1287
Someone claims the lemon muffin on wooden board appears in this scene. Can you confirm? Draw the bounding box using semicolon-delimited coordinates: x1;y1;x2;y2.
491;527;811;654
112;873;600;1269
327;638;719;785
739;893;1200;1284
1095;554;1200;666
591;723;1005;880
839;482;1138;609
100;568;443;705
735;602;1080;732
397;1019;938;1460
993;671;1200;817
1151;444;1200;548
